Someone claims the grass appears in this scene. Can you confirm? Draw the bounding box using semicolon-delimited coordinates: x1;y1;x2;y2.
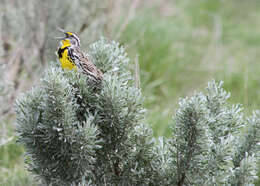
119;0;260;137
0;142;36;186
120;1;260;184
0;121;37;186
1;0;260;185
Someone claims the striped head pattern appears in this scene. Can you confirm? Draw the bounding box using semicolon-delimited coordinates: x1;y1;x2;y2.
57;28;81;48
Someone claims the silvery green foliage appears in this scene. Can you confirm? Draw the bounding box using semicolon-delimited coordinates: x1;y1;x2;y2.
89;37;131;80
16;39;159;185
230;111;260;185
15;38;259;185
169;93;210;185
15;67;101;185
169;80;259;185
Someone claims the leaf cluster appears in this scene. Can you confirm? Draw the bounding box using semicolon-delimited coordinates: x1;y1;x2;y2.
15;39;259;185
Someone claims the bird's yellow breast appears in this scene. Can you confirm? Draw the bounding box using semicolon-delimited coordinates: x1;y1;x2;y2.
58;48;76;70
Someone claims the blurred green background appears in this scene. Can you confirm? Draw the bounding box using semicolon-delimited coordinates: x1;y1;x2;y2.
0;0;259;185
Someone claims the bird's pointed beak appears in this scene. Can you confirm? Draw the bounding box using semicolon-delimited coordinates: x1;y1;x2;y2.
55;27;67;40
55;36;66;40
57;27;66;34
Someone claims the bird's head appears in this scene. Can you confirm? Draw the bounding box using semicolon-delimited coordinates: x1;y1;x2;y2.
57;28;81;48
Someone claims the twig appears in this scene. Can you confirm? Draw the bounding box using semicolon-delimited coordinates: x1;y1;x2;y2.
134;54;140;89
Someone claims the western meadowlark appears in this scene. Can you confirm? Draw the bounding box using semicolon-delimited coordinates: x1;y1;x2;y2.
56;29;103;82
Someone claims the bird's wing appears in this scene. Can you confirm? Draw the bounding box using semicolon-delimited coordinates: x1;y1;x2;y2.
72;47;103;81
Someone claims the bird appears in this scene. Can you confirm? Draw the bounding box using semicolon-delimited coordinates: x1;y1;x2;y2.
56;28;103;83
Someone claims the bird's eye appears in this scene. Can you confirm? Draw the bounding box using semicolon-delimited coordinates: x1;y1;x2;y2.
71;40;76;45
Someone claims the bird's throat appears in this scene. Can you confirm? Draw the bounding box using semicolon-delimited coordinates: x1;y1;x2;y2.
61;39;71;48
